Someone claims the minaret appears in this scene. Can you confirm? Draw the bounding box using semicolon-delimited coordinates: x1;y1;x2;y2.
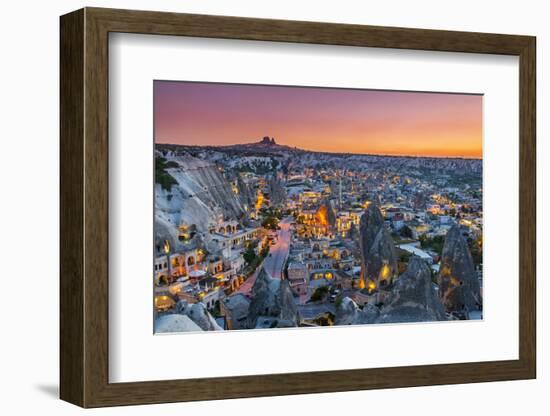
339;176;343;210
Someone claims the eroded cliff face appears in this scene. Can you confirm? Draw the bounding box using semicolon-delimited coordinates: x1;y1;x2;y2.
359;204;399;289
237;175;255;211
154;152;249;244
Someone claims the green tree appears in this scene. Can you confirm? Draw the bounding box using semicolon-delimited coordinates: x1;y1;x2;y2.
262;216;279;230
243;245;257;265
420;235;445;256
155;156;178;191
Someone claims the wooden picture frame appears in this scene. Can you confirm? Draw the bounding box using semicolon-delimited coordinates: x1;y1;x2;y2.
60;7;536;408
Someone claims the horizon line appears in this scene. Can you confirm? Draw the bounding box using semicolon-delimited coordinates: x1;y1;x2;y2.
155;139;483;161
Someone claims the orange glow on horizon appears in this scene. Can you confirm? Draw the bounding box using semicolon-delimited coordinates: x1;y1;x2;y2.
268;126;482;159
274;136;482;159
155;81;483;159
160;137;482;159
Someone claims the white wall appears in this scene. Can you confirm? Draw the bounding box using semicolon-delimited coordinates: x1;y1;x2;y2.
0;0;546;414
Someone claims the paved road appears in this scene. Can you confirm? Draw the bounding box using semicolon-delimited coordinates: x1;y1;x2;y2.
262;217;292;280
233;217;292;296
234;264;262;296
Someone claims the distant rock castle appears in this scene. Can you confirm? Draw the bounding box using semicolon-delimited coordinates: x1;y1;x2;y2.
259;136;277;145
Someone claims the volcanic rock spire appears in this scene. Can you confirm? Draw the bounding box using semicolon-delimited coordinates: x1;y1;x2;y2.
237;175;255;211
437;225;481;316
377;257;447;323
268;175;286;207
247;268;300;328
359;203;399;290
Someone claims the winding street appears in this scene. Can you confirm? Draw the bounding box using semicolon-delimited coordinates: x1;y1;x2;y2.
234;264;261;296
262;217;292;280
234;217;292;296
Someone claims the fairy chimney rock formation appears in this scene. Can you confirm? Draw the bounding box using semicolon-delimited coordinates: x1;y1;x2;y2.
359;203;399;290
377;257;447;323
247;267;300;329
437;225;481;316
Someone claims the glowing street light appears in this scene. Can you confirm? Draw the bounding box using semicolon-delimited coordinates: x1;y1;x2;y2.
163;239;171;282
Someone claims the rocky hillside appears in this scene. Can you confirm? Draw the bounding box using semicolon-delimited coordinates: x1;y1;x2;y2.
156;137;482;183
154;151;249;244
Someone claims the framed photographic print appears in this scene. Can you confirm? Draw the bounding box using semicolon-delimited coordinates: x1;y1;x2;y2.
60;7;536;408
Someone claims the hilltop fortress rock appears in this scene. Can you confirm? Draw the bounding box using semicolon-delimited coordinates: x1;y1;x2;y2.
437;225;481;316
359;204;399;289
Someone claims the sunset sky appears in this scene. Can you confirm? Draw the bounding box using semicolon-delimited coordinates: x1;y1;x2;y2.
154;81;482;159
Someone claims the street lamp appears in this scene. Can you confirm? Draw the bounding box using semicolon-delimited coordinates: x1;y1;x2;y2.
163;239;171;283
